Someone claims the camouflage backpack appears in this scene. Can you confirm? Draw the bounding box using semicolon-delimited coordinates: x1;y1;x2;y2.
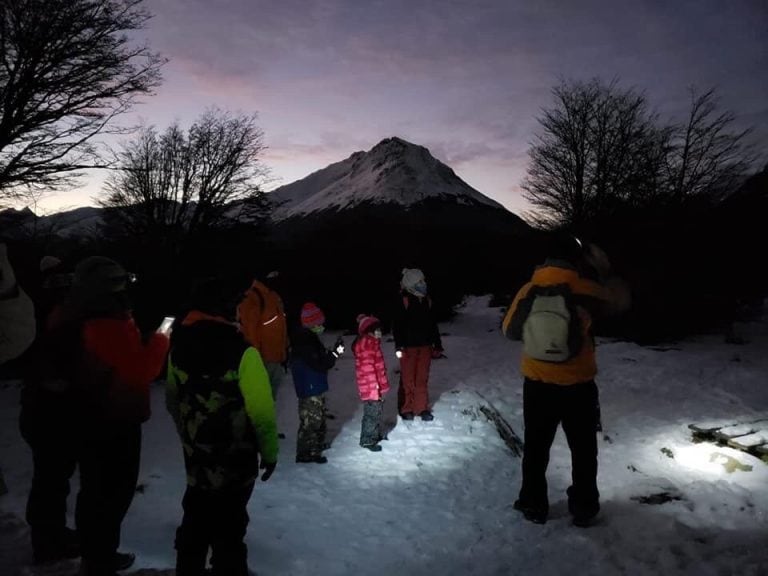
177;372;259;489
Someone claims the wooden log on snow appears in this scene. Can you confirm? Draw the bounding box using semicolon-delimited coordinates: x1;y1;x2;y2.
715;419;768;442
727;429;768;451
478;404;524;457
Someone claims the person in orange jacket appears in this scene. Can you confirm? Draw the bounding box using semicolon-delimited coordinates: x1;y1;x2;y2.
237;272;289;403
502;235;629;527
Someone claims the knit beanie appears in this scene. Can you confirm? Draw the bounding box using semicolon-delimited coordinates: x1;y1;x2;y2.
401;268;426;295
300;302;325;328
356;314;380;335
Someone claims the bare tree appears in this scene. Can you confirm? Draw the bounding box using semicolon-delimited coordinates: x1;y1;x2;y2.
665;87;754;202
101;109;269;243
522;78;666;229
0;0;164;200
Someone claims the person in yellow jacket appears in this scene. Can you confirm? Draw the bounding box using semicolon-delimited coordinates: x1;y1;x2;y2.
237;272;289;403
502;235;629;527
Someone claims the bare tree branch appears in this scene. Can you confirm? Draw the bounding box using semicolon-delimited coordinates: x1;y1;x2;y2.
100;108;270;247
0;0;165;199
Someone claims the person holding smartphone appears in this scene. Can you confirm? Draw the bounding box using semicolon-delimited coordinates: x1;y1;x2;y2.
68;256;169;575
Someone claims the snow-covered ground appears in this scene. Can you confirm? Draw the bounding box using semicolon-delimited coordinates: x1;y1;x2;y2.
1;296;767;576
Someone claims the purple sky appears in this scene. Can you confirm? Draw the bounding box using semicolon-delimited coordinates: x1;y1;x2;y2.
41;0;768;215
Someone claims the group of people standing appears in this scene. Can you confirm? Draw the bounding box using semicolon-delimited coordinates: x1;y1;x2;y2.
0;232;629;574
0;246;444;575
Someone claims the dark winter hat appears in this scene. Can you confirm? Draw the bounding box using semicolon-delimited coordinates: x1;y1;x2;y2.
39;255;62;274
545;233;584;265
301;302;325;328
73;256;131;297
187;277;241;319
356;314;381;335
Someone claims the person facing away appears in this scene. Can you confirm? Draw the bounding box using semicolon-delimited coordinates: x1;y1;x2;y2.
67;256;169;576
19;256;80;564
236;271;289;402
502;235;630;527
34;255;73;332
289;302;344;464
352;314;390;452
166;278;278;576
392;268;443;421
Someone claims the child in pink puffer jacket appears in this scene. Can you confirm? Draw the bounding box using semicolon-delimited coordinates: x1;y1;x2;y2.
352;314;390;451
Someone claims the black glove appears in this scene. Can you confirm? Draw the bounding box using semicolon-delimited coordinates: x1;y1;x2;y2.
260;459;277;482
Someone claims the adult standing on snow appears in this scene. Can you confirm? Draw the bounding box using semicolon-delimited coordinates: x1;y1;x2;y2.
166;279;278;576
392;268;443;421
237;271;289;403
69;256;170;575
502;235;630;527
19;255;82;564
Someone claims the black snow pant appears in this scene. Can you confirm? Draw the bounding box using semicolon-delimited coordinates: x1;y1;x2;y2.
19;403;79;558
76;422;141;575
296;395;326;459
360;400;384;447
518;378;600;520
175;481;255;576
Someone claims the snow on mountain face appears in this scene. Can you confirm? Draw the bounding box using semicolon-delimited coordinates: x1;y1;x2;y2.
268;137;504;220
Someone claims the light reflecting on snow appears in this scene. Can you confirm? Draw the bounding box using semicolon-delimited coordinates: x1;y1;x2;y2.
674;443;735;475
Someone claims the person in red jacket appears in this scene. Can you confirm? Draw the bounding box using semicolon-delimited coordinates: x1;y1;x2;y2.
69;256;170;576
352;315;390;452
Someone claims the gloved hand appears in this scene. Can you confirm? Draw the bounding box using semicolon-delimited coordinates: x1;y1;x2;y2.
260;459;277;482
333;336;345;357
395;349;403;359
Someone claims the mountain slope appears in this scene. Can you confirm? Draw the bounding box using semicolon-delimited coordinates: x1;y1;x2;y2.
269;137;505;219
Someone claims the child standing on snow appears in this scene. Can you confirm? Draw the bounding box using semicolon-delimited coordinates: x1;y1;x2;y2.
353;315;390;451
290;302;344;463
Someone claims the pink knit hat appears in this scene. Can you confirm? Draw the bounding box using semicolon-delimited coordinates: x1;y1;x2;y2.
356;314;380;335
301;302;325;328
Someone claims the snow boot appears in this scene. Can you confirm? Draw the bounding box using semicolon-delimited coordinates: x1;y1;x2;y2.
114;551;135;571
513;499;547;524
32;526;80;564
295;454;328;464
419;410;434;421
361;444;382;452
400;412;415;421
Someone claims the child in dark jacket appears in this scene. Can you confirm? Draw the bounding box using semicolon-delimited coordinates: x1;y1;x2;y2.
290;302;344;464
353;315;390;451
166;279;278;576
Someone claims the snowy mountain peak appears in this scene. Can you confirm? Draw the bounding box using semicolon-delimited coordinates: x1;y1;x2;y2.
269;137;504;219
